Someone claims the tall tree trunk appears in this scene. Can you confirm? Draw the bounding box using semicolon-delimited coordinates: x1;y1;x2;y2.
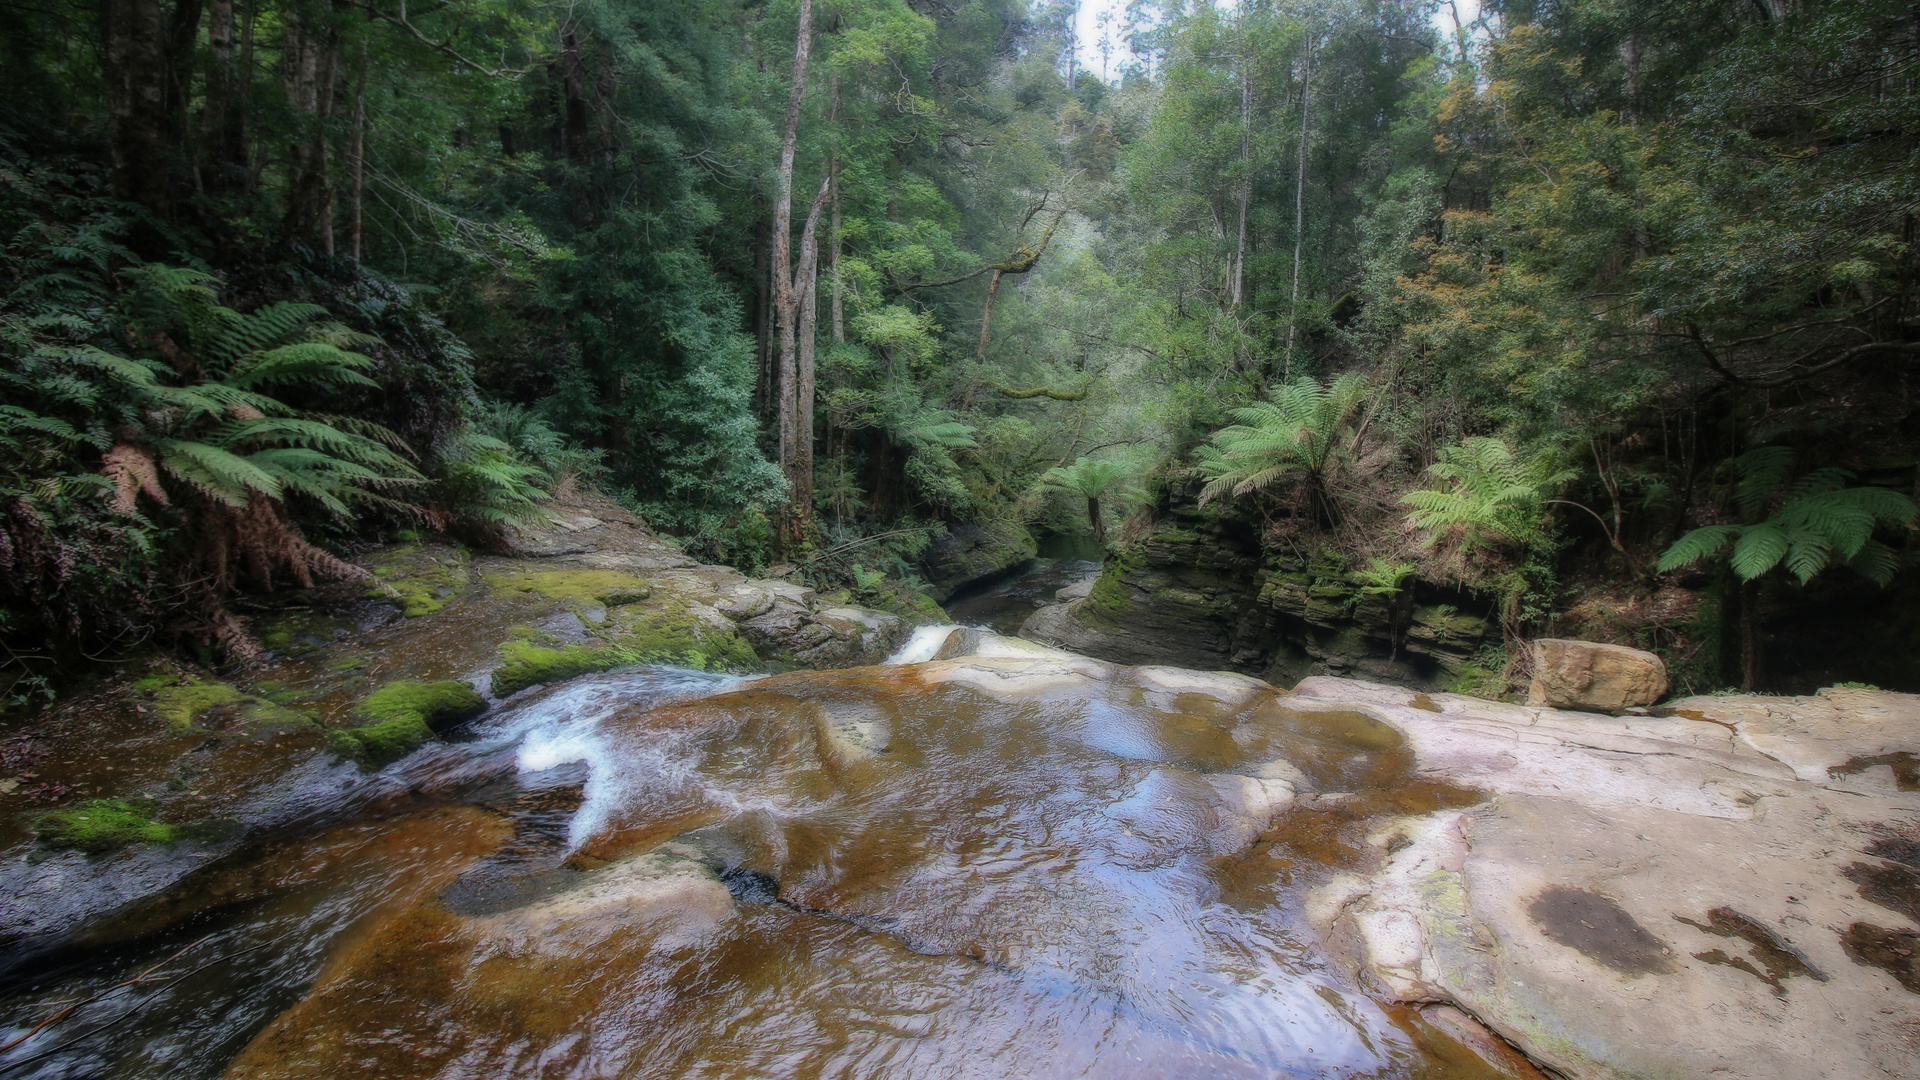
165;0;206;169
772;0;816;542
1284;19;1313;378
1232;41;1250;311
1087;495;1104;544
349;46;367;263
201;0;243;194
240;0;258;191
795;182;828;531
829;73;844;345
1738;578;1759;691
105;0;171;215
282;4;338;249
976;270;1003;361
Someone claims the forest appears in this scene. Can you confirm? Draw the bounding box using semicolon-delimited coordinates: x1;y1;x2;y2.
3;0;1918;701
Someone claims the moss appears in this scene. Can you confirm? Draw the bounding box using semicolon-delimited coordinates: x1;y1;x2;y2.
857;584;951;625
1412;605;1490;643
491;642;639;697
329;680;488;767
492;613;761;697
1083;546;1145;624
483;568;654;607
38;799;179;852
129;674;172;694
149;679;308;731
363;544;469;618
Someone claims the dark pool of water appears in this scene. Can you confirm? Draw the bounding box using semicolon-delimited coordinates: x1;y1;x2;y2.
944;558;1102;635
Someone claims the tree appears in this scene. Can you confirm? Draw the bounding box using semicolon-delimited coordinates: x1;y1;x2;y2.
1042;458;1138;544
1195;372;1370;524
1657;447;1918;689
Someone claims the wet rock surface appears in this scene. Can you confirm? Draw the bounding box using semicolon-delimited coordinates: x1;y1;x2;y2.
0;491;920;948
2;611;1915;1079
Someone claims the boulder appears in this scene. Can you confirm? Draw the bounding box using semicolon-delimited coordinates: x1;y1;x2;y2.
1527;638;1668;711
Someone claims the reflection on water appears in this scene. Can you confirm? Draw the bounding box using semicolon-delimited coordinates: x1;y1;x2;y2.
944;559;1101;635
0;662;1498;1080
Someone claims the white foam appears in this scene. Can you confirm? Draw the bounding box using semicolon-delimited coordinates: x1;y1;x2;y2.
484;666;745;849
887;624;963;665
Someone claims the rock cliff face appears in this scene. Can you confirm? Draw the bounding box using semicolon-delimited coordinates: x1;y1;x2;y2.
917;522;1038;601
1020;497;1496;690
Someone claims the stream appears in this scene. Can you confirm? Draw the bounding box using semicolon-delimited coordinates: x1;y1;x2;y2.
942;546;1103;636
0;644;1505;1079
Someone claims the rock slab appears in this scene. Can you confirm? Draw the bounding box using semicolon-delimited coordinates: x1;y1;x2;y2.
1526;637;1668;710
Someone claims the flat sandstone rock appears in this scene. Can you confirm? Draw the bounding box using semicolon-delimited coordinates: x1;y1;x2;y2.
1294;675;1920;1080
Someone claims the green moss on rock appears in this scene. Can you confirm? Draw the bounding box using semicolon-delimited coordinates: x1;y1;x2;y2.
492;615;761;697
491;642;640;697
1083;547;1144;625
363;544;469;618
38;799;178;852
329;680;488;766
149;679;308;731
483;569;654;607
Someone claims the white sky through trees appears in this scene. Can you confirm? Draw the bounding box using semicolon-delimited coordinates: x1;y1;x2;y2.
1067;0;1484;82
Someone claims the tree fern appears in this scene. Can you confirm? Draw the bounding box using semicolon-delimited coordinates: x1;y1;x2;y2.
1192;373;1373;530
1659;471;1917;586
1043;458;1141;543
1196;373;1371;509
1401;437;1575;553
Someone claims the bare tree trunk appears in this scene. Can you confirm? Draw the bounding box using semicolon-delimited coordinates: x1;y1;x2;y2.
349;47;367;263
282;4;338;250
772;0;816;541
1284;19;1313;378
976;269;1003;361
165;0;206;172
105;0;171;214
241;0;258;191
1087;495;1105;544
1738;578;1759;691
795;182;829;530
201;0;242;193
829;73;845;344
1232;44;1250;311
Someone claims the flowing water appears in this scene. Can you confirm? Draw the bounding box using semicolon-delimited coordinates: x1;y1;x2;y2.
0;655;1503;1080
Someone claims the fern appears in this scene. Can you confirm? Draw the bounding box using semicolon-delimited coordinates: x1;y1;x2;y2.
1196;373;1371;507
1401;437;1575;553
1658;453;1917;587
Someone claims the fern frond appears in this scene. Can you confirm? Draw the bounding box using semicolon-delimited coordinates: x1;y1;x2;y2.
226;342;379;390
1729;523;1789;580
153;438;283;506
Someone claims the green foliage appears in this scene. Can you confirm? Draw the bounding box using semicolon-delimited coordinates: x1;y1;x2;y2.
1351;558;1415;598
1196;374;1371;516
1658;451;1917;587
1402;438;1576;555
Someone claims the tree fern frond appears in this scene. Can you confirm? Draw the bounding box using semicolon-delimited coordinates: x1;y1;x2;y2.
1848;539;1900;587
1729;523;1789;580
227;342;379;390
154;438;282;506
